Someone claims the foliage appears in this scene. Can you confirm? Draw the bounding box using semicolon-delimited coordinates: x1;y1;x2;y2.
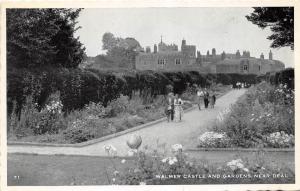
197;132;230;148
101;32;142;68
108;145;294;185
6;8;85;68
265;131;294;148
8;67;260;116
246;7;294;49
263;68;294;89
215;81;294;148
8;83;229;144
7;92;66;139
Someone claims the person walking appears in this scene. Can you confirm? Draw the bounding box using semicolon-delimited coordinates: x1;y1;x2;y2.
173;94;183;122
196;87;204;110
210;91;216;108
166;92;175;122
173;94;191;122
203;88;210;108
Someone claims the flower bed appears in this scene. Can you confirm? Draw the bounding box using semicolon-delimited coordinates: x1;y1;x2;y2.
7;85;230;144
102;141;294;185
198;132;230;148
197;81;294;148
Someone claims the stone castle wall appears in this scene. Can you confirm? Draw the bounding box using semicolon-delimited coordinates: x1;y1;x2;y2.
135;39;284;74
135;52;198;71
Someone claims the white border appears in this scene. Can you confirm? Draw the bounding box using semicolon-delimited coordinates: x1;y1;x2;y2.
0;1;299;190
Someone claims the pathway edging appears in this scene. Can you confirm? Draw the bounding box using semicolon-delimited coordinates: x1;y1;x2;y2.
9;146;294;158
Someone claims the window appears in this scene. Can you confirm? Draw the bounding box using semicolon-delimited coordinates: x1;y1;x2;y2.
158;59;166;65
175;58;181;65
258;66;261;71
243;65;248;71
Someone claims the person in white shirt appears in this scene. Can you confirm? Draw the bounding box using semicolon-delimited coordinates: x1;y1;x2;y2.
196;88;204;110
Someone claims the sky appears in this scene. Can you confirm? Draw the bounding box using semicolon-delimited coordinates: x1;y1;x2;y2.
75;8;294;68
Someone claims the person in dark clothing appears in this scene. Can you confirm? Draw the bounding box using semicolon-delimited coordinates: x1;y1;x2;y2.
203;88;210;108
210;91;216;108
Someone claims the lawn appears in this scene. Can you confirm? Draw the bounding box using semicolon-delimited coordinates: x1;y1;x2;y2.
8;150;294;186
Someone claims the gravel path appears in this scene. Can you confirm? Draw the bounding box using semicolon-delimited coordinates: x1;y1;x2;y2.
8;89;247;156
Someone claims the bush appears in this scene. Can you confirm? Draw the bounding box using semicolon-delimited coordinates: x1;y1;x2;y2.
214;82;294;148
7;96;39;138
108;95;130;117
8;66;264;116
62;119;96;143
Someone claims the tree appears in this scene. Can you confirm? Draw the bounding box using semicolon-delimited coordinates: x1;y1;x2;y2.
246;7;294;50
7;8;85;68
50;9;86;68
101;32;142;68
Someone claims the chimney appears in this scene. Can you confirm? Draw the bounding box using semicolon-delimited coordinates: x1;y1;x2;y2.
269;50;273;60
182;39;186;46
212;48;216;56
146;46;151;53
154;44;157;53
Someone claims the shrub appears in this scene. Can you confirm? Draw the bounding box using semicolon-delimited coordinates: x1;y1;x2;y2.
215;82;294;148
7;96;39;138
108;95;130;117
197;132;231;148
8;66;264;115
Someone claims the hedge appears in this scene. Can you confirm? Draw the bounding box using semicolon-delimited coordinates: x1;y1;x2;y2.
259;68;294;89
7;67;264;116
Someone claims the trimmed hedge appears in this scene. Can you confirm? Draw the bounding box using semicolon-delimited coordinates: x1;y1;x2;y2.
259;68;294;89
7;67;263;116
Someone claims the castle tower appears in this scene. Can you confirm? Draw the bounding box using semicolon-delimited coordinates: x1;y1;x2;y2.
242;51;247;57
146;46;151;53
181;39;186;52
154;44;157;53
260;53;264;59
212;48;216;56
236;50;241;59
196;51;202;65
221;51;226;60
269;50;273;60
197;51;201;58
246;51;250;58
182;39;186;46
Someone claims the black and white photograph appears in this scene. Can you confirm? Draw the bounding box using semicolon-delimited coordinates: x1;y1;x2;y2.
1;1;298;189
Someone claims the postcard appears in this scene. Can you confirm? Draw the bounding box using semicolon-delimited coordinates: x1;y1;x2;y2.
1;1;299;190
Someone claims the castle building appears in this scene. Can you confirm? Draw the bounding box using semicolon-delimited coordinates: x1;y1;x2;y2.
135;39;200;71
135;38;285;74
215;57;284;74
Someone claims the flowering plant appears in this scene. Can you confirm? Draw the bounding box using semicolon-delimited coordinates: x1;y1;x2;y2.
265;131;294;148
226;159;249;172
215;82;294;148
197;132;230;148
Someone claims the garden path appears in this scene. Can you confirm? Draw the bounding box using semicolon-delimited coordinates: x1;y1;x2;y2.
8;89;247;157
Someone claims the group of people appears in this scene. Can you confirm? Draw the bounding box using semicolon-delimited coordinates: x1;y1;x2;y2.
166;93;189;122
196;88;216;110
165;87;216;123
233;82;251;89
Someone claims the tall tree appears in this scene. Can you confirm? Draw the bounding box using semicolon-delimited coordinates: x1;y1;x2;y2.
101;32;142;68
7;8;85;68
246;7;294;50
